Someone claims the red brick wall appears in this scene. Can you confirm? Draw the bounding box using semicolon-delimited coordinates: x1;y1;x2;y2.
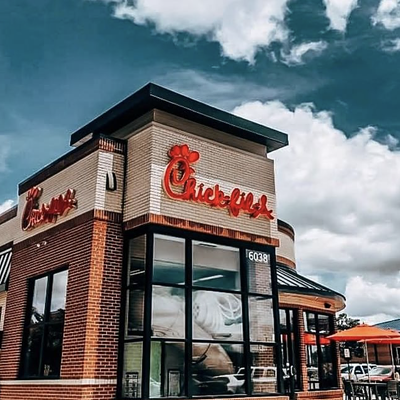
0;214;124;399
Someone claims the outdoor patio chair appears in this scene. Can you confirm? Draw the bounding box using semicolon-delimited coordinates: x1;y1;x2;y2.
343;379;355;400
343;380;369;400
387;380;400;399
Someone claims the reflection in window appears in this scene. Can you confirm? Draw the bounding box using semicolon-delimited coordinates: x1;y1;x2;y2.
280;309;300;392
122;233;278;399
193;291;242;341
152;286;185;339
248;297;274;342
306;345;319;389
127;288;145;337
304;311;337;390
126;235;146;338
193;242;240;291
153;235;185;285
22;269;68;378
304;313;316;333
31;276;47;324
192;343;244;395
123;342;143;398
250;345;277;394
150;341;185;397
50;270;68;322
129;235;146;286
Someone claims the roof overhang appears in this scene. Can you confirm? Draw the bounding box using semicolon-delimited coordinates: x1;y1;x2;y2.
70;83;288;152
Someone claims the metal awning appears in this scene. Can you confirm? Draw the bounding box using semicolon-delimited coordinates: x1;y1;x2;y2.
0;248;11;288
277;264;345;300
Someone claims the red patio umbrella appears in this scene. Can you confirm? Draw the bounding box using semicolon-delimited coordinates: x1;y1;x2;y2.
327;324;400;342
327;324;400;382
362;331;400;370
304;333;331;345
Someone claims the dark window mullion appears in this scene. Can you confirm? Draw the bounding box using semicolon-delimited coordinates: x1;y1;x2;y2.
185;238;192;398
142;232;154;400
239;247;251;395
38;275;52;376
315;313;324;387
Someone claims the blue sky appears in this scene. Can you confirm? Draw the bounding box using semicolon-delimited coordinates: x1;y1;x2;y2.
2;0;400;322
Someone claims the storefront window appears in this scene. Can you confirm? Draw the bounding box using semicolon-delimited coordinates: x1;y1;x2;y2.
153;235;185;285
248;297;274;342
123;342;143;398
193;290;242;341
250;345;277;394
122;231;279;398
192;343;245;395
152;286;185;339
304;311;337;390
280;309;301;393
150;341;185;397
21;268;68;378
193;242;240;291
246;250;272;295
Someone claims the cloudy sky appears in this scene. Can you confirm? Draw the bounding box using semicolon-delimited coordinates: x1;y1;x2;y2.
2;0;400;324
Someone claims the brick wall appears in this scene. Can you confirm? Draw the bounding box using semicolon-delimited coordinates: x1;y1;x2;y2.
124;122;278;243
0;213;124;400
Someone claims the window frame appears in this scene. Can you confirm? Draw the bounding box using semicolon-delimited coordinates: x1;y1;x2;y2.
303;311;338;390
19;265;68;379
119;224;282;399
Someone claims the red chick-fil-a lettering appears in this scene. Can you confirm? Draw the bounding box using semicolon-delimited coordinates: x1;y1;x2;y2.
21;187;77;231
163;144;274;220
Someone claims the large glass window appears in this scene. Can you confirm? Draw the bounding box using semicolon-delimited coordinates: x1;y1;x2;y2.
304;311;337;390
122;231;279;398
21;268;68;378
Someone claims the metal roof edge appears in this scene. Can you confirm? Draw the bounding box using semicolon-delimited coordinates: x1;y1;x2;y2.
70;83;288;152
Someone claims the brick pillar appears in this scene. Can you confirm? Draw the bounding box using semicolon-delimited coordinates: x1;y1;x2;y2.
297;309;308;392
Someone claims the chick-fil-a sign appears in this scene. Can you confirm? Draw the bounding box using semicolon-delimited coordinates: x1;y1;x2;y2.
163;144;274;220
21;186;77;231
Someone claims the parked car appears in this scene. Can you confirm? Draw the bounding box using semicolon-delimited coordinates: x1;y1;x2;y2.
192;375;229;395
212;373;245;394
359;366;394;382
341;363;376;381
237;366;277;383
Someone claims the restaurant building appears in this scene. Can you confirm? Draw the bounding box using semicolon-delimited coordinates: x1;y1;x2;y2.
0;84;345;400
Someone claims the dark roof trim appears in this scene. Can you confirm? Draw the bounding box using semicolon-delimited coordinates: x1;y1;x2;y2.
18;136;126;195
277;265;346;301
70;83;289;152
0;205;17;226
277;219;295;238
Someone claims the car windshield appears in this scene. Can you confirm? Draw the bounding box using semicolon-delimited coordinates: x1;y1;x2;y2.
370;367;392;375
341;366;351;373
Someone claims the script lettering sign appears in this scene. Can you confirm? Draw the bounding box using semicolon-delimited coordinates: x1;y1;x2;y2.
163;144;274;220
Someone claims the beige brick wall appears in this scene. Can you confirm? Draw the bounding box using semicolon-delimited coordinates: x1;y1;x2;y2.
276;230;296;265
0;148;125;247
124;122;278;240
0;218;18;249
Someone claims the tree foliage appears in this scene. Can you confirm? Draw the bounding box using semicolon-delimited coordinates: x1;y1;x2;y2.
336;313;360;331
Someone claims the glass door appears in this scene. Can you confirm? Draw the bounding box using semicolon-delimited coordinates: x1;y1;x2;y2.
280;309;300;399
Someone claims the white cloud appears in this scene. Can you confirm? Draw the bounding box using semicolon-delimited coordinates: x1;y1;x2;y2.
382;38;400;52
0;200;14;215
101;0;290;63
344;276;400;320
323;0;358;31
372;0;400;30
155;69;325;111
0;135;11;173
233;100;400;321
281;41;328;66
